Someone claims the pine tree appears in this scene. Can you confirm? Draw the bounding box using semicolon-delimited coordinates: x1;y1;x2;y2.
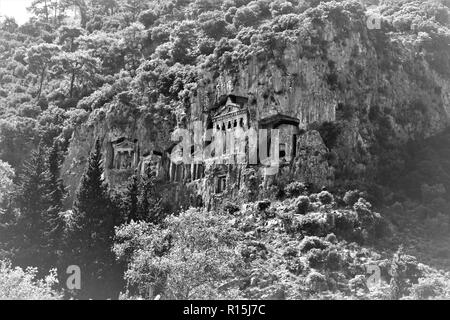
125;174;139;223
43;141;66;267
14;143;50;268
137;167;163;224
47;141;66;210
72;139;112;238
68;139;122;299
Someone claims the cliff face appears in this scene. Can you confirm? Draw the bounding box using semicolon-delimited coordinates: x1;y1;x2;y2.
62;15;450;206
190;18;450;185
193;25;449;133
61;96;175;206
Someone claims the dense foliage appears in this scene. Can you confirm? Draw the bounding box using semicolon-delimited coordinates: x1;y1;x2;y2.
0;260;61;300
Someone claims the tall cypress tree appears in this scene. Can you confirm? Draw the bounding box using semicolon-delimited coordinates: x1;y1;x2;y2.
43;141;66;268
125;174;139;223
68;139;122;299
14;143;50;268
137;167;162;224
72;139;112;240
47;141;66;210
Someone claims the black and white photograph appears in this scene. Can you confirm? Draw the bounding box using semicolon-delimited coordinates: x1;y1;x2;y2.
0;0;450;308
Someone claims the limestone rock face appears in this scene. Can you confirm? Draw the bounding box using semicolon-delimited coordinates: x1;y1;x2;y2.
294;131;334;188
62;16;450;206
193;21;450;185
61;98;175;206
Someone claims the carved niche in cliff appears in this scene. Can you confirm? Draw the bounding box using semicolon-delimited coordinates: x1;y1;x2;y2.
212;95;249;131
216;175;227;194
111;138;139;171
166;143;206;184
141;150;164;180
259;114;300;163
211;95;249;159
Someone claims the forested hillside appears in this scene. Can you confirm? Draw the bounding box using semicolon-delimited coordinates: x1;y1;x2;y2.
2;0;450;300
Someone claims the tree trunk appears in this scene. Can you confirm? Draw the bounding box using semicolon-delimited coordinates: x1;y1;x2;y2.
74;0;88;28
38;67;46;99
70;71;75;98
44;0;49;23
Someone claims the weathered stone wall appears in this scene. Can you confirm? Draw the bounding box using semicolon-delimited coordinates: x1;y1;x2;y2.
61;98;175;207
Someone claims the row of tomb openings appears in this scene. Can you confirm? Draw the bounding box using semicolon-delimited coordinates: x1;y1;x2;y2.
168;162;226;194
110;135;295;188
109;93;300;192
168;162;205;183
214;117;248;131
113;150;136;170
110;142;288;171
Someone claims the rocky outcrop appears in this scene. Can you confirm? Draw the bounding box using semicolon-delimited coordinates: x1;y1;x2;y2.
61;97;175;206
184;18;450;191
294;130;334;188
62;13;450;206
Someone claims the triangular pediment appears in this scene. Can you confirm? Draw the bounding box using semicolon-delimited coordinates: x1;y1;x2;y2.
114;140;135;150
214;102;244;118
259;114;300;129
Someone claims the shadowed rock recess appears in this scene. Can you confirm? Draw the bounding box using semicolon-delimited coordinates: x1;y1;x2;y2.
2;0;450;300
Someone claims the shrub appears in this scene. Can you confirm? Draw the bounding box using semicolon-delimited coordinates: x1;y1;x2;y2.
225;6;237;24
318;191;334;205
412;277;447;300
389;248;422;299
273;13;301;31
138;10;157;28
286;258;304;275
353;198;374;226
332;211;360;239
224;201;240;215
114;210;244;300
240;241;268;262
0;160;14;204
324;250;342;271
348;275;368;292
306;248;325;269
236;26;258;45
18;103;41;118
297;214;329;236
305;271;328;292
233;6;259;28
283;246;298;258
257;199;271;212
270;1;295;16
325;233;337;244
198;11;229;39
198;37;216;55
284;181;306;198
343;190;360;206
309;193;319;203
295;196;310;215
299;236;329;253
278;211;295;233
150;25;170;44
0;261;61;300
